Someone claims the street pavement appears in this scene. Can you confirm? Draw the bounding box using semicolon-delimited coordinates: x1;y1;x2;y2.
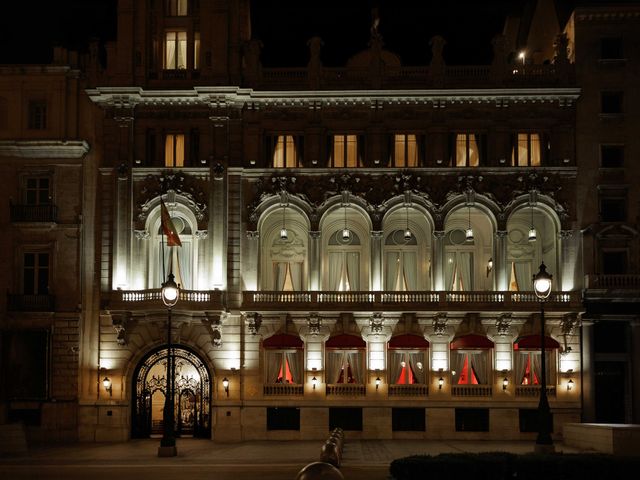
0;437;590;480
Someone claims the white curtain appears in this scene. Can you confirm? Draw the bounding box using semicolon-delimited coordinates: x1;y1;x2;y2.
265;352;282;383
346;352;363;384
346;252;360;290
165;33;176;68
514;262;531;292
386;252;400;291
458;252;473;291
285;352;301;384
408;352;426;384
177;32;187;69
469;351;488;385
389;352;405;384
532;353;542;384
403;252;417;290
158;242;172;286
516;352;529;385
445;252;456;290
328;253;343;290
177;241;191;289
326;351;345;384
274;262;287;290
453;351;466;384
290;262;302;291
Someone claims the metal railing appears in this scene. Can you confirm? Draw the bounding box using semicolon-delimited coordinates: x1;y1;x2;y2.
451;385;493;397
326;384;366;396
7;294;55;312
263;384;304;396
10;204;57;223
388;384;429;397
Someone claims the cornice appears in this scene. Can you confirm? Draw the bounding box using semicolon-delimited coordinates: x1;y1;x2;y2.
0;140;90;158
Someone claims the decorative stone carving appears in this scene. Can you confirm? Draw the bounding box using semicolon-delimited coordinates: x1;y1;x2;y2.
245;312;262;335
370;313;384;335
433;313;447;336
134;230;150;240
496;313;512;336
308;313;322;336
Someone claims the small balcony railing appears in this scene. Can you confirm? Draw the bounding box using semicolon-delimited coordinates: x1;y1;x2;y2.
326;384;366;396
451;385;493;397
243;290;581;312
10;204;57;223
515;385;557;398
104;288;225;311
388;384;429;397
7;294;55;312
584;274;640;290
263;383;304;396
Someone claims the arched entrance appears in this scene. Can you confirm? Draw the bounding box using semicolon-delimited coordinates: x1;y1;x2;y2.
132;347;211;439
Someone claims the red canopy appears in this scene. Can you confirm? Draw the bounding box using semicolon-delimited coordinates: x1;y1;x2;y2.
389;334;429;349
326;334;366;349
514;335;560;350
450;334;494;349
263;333;303;349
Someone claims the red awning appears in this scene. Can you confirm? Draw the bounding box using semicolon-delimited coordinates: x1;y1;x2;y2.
326;334;366;349
263;333;303;349
450;334;494;349
389;334;429;349
514;335;560;350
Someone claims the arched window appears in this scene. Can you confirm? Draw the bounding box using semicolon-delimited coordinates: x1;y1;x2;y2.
388;335;429;384
514;335;559;385
450;335;493;385
263;334;304;384
384;230;418;290
325;335;365;384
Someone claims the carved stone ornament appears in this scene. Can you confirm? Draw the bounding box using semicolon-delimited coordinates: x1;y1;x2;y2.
496;313;512;336
433;313;447;336
370;313;384;335
308;314;322;336
245;312;262;335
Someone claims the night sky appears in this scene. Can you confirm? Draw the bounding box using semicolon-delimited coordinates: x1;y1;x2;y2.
0;0;633;66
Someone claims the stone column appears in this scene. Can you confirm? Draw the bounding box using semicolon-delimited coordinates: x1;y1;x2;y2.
581;319;596;422
433;231;445;290
113;169;130;289
244;231;259;290
494;230;508;291
559;230;576;291
309;231;321;290
371;230;383;291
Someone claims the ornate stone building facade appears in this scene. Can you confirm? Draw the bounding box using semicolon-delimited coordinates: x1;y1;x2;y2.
1;0;639;445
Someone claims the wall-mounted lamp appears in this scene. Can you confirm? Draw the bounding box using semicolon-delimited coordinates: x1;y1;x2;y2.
519;51;526;66
311;375;318;390
222;377;229;397
486;257;493;277
503;377;509;391
103;376;112;397
567;379;574;391
375;376;381;391
438;376;444;390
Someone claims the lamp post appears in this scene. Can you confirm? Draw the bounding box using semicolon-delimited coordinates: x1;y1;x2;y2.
532;262;554;453
158;273;179;457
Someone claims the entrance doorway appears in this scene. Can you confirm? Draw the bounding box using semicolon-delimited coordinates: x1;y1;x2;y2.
132;347;211;438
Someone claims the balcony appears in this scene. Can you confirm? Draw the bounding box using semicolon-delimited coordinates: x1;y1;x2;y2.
10;204;57;223
388;384;428;397
451;385;493;397
7;294;55;312
326;384;366;396
103;288;225;312
515;385;557;398
263;383;304;396
583;275;640;304
242;290;582;313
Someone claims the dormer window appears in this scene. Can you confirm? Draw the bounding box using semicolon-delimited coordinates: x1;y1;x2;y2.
166;0;188;16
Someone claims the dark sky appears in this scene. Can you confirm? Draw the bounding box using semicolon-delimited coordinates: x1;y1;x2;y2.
0;0;632;66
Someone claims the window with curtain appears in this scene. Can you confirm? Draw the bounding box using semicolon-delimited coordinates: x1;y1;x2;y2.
511;133;541;167
509;261;532;291
193;32;200;69
166;0;188;16
165;31;187;69
326;351;364;384
455;133;480;167
331;135;359;167
327;229;361;291
393;134;419;167
264;350;303;384
452;350;489;385
272;262;302;291
445;250;474;291
165;134;185;167
157;216;192;289
516;351;553;385
272;135;300;168
384;230;418;291
388;351;426;384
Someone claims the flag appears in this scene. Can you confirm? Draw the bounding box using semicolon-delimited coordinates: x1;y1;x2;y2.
160;199;182;247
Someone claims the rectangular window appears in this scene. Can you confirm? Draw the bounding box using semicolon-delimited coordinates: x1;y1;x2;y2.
165;31;188;69
455;133;479;167
23;252;49;295
24;177;51;205
272;135;300;168
600;145;624;168
166;0;188;16
600;38;623;60
601;92;623;114
194;32;201;69
267;407;300;430
165;134;185;167
393;134;418;167
329;407;362;431
600;196;626;222
602;251;628;275
455;408;489;432
512;133;541;167
331;135;359;167
392;408;426;432
28;100;47;130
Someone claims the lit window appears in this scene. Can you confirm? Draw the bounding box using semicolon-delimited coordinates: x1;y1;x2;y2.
165;31;187;70
331;135;359;167
265;351;302;384
455;134;479;167
166;0;188;16
194;32;200;69
272;135;298;168
165;134;185;167
393;134;418;167
511;133;541;167
452;351;489;385
28;100;47;130
23;252;49;295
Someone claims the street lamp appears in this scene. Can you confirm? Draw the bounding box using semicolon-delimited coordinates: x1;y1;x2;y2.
533;262;554;453
158;273;179;457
